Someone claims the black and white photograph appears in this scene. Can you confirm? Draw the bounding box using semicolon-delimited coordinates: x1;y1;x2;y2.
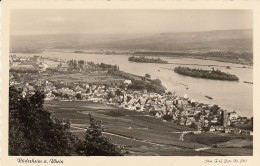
2;1;259;163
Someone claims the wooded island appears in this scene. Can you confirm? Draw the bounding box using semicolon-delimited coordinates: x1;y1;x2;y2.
174;66;239;81
128;56;168;64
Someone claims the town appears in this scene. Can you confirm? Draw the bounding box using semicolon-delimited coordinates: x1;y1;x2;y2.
9;55;253;136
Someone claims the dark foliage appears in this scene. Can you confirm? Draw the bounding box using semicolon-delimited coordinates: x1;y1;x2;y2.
174;66;239;81
9;86;124;156
115;89;123;96
99;63;118;71
75;93;82;99
145;73;151;79
128;56;168;64
10;68;39;73
162;114;173;121
9;86;80;155
77;114;124;156
127;79;165;94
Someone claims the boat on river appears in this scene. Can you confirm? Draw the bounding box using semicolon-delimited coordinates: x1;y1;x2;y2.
243;81;253;84
205;95;213;100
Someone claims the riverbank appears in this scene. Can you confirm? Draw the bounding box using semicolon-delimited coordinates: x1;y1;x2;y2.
36;49;253;66
133;51;253;66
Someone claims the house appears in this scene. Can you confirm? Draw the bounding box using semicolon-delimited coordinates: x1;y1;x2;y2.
200;115;206;120
176;99;182;105
167;111;174;116
148;100;156;106
135;103;142;111
195;110;202;115
124;80;132;85
205;109;211;114
211;118;218;124
165;100;173;106
21;90;27;98
90;97;103;103
240;129;252;135
209;126;216;132
185;117;195;126
46;91;53;98
172;114;178;121
154;105;161;112
27;85;35;91
224;127;235;134
215;126;224;132
179;117;186;126
149;93;158;98
182;100;189;105
138;97;147;105
190;99;195;103
203;119;209;127
229;111;239;121
155;112;163;118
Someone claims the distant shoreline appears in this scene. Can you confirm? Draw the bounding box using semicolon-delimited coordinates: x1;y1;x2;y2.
11;50;253;69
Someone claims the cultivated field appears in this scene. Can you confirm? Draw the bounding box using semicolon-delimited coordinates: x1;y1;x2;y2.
44;100;252;156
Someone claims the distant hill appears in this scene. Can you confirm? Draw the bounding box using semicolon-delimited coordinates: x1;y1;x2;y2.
10;29;252;53
100;29;252;51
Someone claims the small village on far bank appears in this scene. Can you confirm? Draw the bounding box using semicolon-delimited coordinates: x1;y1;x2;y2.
9;55;253;136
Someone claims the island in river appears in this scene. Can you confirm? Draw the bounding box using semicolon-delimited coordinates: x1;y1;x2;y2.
128;56;168;64
174;66;239;81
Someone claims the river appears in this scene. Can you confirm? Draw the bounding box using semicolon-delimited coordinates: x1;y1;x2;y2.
15;51;253;117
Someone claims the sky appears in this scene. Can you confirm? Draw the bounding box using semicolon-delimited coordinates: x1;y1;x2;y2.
10;9;253;35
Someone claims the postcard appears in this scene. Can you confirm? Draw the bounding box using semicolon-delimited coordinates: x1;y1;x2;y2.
1;0;260;166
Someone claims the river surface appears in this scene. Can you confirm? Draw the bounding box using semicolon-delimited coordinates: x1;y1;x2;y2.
15;51;253;117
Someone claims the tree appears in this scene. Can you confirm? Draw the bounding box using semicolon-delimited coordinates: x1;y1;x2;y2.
163;114;173;121
78;60;85;65
75;93;82;100
77;114;124;156
145;73;151;79
64;93;69;99
153;79;162;85
107;91;114;99
9;86;124;156
190;122;198;129
127;96;132;103
115;89;123;96
9;87;80;155
211;104;219;114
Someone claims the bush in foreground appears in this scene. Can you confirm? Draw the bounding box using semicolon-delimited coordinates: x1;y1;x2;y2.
9;86;124;156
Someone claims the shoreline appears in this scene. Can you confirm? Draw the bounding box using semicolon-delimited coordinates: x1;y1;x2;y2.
12;50;253;67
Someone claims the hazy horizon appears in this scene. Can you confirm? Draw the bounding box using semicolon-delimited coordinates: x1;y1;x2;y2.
10;28;253;37
11;9;252;36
